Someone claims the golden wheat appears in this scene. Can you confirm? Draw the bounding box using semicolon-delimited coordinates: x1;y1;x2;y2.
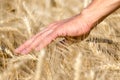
0;0;120;80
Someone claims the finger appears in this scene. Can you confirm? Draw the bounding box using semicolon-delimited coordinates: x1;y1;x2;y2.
34;22;58;38
20;22;63;54
35;31;57;51
21;29;55;54
15;22;57;53
15;38;34;53
15;20;65;54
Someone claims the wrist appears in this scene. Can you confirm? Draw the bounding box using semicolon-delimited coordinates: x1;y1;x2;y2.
81;0;120;28
80;8;98;29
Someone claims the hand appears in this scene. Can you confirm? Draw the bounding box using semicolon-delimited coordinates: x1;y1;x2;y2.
15;14;93;54
15;0;120;54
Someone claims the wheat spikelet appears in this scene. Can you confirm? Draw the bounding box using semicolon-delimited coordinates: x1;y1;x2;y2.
34;49;46;80
0;0;120;80
74;53;82;80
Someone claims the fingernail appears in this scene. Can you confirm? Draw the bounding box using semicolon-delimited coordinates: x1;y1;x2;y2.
14;49;19;53
14;50;19;55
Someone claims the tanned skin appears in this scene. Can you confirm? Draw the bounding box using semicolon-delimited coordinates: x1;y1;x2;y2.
15;0;120;54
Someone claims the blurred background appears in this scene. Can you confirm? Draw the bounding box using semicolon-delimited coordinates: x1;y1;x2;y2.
0;0;120;80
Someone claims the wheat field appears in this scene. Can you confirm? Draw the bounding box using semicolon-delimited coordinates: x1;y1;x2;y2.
0;0;120;80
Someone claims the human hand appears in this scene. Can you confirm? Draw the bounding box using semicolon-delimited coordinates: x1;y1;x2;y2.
15;14;93;54
15;0;120;54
